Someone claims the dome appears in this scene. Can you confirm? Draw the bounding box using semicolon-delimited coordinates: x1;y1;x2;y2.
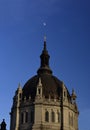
22;40;71;100
23;74;63;100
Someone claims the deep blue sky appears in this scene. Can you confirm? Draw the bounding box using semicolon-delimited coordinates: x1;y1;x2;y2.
0;0;90;130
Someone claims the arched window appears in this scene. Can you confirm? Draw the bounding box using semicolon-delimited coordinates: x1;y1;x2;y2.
19;93;22;99
57;112;60;122
38;88;41;94
25;112;28;123
45;111;49;122
51;111;55;122
21;113;24;124
31;110;34;123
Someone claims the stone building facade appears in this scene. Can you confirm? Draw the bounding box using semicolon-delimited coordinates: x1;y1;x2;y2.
10;39;79;130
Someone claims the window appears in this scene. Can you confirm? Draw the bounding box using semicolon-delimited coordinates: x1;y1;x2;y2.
51;111;55;122
31;110;34;123
19;93;22;98
45;111;49;122
21;113;24;124
57;112;60;122
25;112;28;123
38;88;41;94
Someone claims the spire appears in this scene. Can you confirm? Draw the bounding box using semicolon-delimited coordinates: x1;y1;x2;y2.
71;89;77;104
43;35;47;51
43;36;47;52
71;89;77;99
1;119;6;130
44;42;46;51
37;38;52;75
18;83;21;89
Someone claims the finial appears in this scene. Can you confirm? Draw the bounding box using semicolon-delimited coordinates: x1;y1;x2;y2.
44;35;46;42
18;83;21;88
2;119;5;123
71;88;77;100
1;119;6;130
44;42;46;51
43;21;47;50
72;89;76;95
17;83;22;91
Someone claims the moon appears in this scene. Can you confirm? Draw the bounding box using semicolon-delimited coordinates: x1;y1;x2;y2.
43;22;46;26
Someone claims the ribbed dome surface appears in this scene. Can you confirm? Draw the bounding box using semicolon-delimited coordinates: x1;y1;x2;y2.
23;74;63;100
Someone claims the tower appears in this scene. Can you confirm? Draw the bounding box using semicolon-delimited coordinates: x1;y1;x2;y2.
10;39;79;130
